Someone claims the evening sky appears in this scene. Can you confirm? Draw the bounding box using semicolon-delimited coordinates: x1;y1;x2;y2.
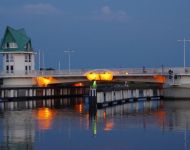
0;0;190;69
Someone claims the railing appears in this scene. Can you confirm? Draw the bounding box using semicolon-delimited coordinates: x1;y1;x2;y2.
1;67;190;78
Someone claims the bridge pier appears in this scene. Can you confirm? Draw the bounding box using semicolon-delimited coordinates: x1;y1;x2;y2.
89;88;97;113
0;86;89;101
96;88;162;108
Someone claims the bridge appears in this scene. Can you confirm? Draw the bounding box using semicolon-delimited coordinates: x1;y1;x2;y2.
0;66;189;87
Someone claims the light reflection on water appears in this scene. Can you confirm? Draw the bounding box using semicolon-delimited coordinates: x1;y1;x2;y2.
0;99;190;150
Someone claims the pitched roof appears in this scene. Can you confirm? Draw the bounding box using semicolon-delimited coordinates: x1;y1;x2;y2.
0;26;33;52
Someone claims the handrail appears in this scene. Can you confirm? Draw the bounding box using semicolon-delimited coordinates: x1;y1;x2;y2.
1;67;190;77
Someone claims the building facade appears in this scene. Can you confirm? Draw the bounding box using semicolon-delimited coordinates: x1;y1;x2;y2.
0;26;35;75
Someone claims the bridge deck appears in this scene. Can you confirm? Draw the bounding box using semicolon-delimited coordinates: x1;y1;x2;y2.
1;67;189;78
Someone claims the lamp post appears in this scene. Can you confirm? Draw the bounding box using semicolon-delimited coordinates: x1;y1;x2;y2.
64;49;75;73
178;38;190;68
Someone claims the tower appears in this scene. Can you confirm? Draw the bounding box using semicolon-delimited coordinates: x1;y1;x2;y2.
0;26;35;75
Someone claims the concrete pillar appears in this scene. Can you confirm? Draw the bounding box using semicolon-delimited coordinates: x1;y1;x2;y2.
97;92;104;103
157;89;160;96
29;101;33;109
60;89;63;95
14;102;17;109
112;91;115;101
105;92;112;102
143;89;147;97
33;89;36;97
10;90;14;98
25;101;28;108
43;89;46;96
121;90;124;100
1;90;4;98
25;90;28;97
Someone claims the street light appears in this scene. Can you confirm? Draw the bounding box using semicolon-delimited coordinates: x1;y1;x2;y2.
64;49;75;73
178;38;190;68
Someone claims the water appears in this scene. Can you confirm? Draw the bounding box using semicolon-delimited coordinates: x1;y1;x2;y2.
0;98;190;150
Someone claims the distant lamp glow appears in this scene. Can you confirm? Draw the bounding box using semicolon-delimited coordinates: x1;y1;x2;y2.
86;71;113;81
100;72;113;81
73;82;84;87
125;72;129;75
36;76;56;87
86;72;100;81
153;75;166;83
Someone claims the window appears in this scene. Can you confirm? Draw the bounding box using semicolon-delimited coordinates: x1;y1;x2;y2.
29;54;31;62
25;66;28;74
6;66;9;73
6;43;9;48
29;66;31;71
25;54;32;62
25;66;28;71
10;65;14;73
10;54;14;62
5;54;14;62
9;42;18;48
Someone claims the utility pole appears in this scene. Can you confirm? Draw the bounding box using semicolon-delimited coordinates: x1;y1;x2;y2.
64;49;75;73
58;60;61;70
178;38;190;68
38;50;41;70
42;50;45;70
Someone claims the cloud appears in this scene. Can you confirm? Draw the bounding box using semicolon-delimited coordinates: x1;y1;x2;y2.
94;6;128;22
0;3;63;16
101;6;112;15
23;3;63;15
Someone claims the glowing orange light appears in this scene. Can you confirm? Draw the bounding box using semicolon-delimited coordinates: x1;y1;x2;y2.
103;111;106;119
104;120;114;131
100;72;113;81
154;110;166;126
34;108;56;130
36;76;57;87
86;73;101;81
74;104;83;113
73;82;84;87
153;75;166;83
86;71;113;81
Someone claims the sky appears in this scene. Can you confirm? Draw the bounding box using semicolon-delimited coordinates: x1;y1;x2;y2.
0;0;190;70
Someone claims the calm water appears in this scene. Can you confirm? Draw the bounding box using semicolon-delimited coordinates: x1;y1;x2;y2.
0;98;190;150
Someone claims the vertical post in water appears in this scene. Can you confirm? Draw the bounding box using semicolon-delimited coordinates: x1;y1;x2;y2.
89;81;97;112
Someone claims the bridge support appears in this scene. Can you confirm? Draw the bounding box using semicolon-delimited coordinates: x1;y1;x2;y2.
89;88;97;113
96;88;162;108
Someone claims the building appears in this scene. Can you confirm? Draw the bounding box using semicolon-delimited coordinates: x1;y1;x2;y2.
0;26;36;87
0;26;35;75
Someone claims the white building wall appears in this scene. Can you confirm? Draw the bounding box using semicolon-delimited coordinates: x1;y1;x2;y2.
2;52;35;74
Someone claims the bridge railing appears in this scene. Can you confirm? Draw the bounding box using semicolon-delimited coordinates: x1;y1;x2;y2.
1;67;190;77
0;69;89;77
